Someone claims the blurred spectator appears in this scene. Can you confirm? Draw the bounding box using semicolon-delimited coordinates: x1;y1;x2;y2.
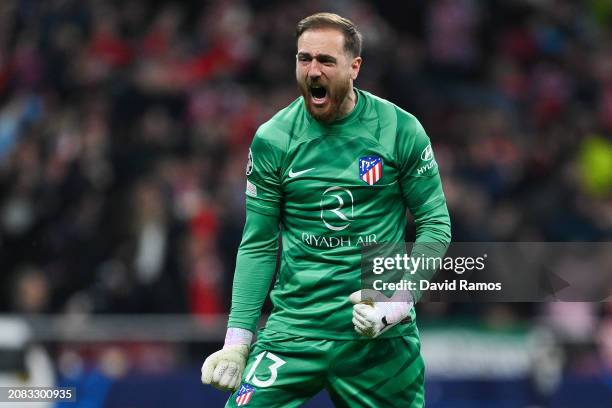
11;265;50;314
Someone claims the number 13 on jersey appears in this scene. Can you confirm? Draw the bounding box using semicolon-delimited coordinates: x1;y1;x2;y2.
244;351;286;388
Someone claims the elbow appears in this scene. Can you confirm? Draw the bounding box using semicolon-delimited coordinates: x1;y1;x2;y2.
415;211;452;244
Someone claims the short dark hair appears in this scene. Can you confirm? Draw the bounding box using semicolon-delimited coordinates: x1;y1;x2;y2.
296;12;362;57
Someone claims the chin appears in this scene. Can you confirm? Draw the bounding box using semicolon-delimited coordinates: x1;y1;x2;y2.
306;102;337;123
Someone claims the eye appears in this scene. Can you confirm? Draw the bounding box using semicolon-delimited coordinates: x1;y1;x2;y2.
317;57;336;66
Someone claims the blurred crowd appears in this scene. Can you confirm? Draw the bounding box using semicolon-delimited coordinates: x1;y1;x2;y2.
0;0;611;369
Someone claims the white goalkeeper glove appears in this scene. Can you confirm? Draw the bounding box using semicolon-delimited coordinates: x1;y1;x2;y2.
349;289;414;338
201;328;253;392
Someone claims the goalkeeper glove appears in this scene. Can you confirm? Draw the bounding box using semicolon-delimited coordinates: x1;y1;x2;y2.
201;328;253;392
349;289;414;338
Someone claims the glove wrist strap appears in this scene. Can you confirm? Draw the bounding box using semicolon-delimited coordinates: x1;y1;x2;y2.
224;327;253;347
384;290;414;324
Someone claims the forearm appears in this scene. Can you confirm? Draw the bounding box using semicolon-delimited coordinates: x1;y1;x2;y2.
227;209;279;333
408;198;451;302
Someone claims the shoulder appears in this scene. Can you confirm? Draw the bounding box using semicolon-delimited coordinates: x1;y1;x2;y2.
254;97;306;149
365;91;423;132
358;89;427;149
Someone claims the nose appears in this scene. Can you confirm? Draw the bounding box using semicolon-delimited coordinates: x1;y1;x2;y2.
308;60;322;79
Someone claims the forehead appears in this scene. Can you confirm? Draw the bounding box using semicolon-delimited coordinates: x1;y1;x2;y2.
297;28;346;57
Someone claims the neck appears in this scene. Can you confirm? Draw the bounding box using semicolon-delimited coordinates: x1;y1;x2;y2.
337;86;357;119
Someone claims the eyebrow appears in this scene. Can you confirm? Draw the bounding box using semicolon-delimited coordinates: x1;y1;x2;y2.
297;52;337;63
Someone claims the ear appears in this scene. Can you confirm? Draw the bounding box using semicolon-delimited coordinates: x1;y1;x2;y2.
350;56;362;81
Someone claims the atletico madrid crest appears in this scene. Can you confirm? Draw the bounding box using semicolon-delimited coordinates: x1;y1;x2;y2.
235;384;256;406
359;156;383;185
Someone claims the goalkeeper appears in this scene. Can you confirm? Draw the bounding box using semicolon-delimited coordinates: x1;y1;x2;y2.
201;12;451;408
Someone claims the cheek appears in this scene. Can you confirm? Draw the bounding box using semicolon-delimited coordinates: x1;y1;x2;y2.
330;71;350;88
297;66;309;82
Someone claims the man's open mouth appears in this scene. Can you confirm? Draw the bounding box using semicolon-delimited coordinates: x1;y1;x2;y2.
309;85;328;105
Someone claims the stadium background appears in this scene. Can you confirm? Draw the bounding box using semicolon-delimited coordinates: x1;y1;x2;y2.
0;0;611;406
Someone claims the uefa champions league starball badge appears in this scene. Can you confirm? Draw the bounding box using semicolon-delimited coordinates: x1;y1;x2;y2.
246;148;253;176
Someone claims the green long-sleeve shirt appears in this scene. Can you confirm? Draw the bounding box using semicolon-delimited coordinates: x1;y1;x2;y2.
228;89;451;339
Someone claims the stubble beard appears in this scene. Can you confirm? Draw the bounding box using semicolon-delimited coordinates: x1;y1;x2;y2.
298;75;352;124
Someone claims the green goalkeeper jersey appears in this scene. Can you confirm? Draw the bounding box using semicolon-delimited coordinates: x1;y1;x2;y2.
228;88;451;339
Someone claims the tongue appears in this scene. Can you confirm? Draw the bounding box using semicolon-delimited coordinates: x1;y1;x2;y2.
312;94;327;105
311;89;328;105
